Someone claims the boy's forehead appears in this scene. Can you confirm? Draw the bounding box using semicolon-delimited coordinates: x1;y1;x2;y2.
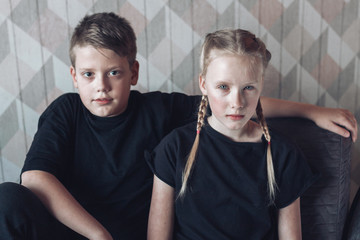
73;45;114;56
73;45;130;68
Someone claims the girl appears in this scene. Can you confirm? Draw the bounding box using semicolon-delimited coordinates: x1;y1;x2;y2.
147;29;318;239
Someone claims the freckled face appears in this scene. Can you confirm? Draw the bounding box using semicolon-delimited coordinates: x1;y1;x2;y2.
199;54;264;137
70;46;139;117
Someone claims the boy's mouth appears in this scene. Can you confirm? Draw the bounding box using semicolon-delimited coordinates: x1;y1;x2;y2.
94;98;112;104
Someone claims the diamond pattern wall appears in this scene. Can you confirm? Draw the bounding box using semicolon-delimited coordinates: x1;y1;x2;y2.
0;0;359;199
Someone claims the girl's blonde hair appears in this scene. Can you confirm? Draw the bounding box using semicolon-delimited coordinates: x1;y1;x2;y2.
179;29;277;204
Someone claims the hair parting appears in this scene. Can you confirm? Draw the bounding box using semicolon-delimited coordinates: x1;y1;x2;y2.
178;95;208;198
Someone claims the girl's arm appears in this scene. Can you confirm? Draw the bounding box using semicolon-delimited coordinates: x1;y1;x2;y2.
21;170;113;240
148;175;175;240
260;97;358;142
278;197;302;240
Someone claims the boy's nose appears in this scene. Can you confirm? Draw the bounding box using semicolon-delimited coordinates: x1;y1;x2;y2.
96;76;110;92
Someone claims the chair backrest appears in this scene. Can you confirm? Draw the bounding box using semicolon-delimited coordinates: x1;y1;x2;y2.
267;117;352;240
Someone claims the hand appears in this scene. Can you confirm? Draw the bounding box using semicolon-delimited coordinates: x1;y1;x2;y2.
311;106;358;142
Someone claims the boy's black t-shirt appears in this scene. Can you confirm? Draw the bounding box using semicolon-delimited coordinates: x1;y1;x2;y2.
147;121;318;240
21;91;199;240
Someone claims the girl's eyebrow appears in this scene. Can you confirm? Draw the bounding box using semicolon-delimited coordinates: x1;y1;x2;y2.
213;78;260;85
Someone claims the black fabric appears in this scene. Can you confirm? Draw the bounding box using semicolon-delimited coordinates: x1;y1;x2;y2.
267;117;352;240
18;91;199;240
343;187;360;240
147;121;318;240
0;182;84;240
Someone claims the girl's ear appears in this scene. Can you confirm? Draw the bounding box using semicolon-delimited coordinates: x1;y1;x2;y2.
199;75;207;95
70;66;78;88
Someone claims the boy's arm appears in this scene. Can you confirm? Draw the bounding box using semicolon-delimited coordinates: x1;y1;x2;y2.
260;97;358;142
147;175;175;240
21;170;113;240
278;198;302;240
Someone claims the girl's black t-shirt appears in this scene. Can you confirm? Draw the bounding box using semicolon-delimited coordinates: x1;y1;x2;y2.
22;91;199;240
147;121;318;240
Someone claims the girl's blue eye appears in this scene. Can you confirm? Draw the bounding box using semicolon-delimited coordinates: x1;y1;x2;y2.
218;84;228;90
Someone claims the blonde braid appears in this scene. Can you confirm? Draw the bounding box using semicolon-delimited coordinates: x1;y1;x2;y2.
179;95;208;198
196;95;208;132
256;100;277;204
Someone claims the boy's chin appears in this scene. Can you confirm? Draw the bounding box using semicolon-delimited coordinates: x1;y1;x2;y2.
89;108;123;118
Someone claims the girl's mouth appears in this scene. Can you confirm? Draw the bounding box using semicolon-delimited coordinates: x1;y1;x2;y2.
227;114;244;121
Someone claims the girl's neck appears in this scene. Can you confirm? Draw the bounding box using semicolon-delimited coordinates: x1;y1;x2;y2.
208;116;263;143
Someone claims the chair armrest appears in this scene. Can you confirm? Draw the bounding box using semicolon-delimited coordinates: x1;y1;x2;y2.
267;117;352;240
343;187;360;240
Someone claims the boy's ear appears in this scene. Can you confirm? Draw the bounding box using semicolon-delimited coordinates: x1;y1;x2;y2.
199;75;207;95
130;61;139;86
70;66;78;88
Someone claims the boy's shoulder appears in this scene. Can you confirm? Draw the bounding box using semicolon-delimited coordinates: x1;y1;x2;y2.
47;92;80;109
129;90;197;113
49;92;80;105
41;93;81;118
130;90;191;102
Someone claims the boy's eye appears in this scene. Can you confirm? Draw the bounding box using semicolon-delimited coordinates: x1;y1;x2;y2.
244;86;254;90
83;72;93;78
109;70;119;76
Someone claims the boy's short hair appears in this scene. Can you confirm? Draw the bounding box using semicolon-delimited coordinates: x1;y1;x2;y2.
69;12;137;67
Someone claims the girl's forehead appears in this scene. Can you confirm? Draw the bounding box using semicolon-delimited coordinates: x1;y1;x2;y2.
207;53;264;80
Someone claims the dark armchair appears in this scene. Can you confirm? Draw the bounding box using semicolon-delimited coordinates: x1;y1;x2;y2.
267;117;354;240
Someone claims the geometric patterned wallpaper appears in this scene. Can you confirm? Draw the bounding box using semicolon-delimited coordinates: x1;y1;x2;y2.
1;0;360;198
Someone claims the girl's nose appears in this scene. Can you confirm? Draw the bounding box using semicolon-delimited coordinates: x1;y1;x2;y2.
231;92;245;109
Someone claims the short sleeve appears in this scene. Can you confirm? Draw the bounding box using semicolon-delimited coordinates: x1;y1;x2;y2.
21;94;77;180
274;139;319;208
145;134;178;188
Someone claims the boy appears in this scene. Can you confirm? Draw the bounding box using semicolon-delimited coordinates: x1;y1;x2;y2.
0;12;357;240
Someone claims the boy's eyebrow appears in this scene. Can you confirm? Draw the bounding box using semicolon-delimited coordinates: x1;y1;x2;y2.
105;66;126;72
77;66;127;72
76;67;94;72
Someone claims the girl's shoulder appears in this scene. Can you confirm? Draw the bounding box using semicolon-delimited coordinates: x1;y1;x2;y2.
161;121;197;144
268;128;300;152
153;121;198;156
